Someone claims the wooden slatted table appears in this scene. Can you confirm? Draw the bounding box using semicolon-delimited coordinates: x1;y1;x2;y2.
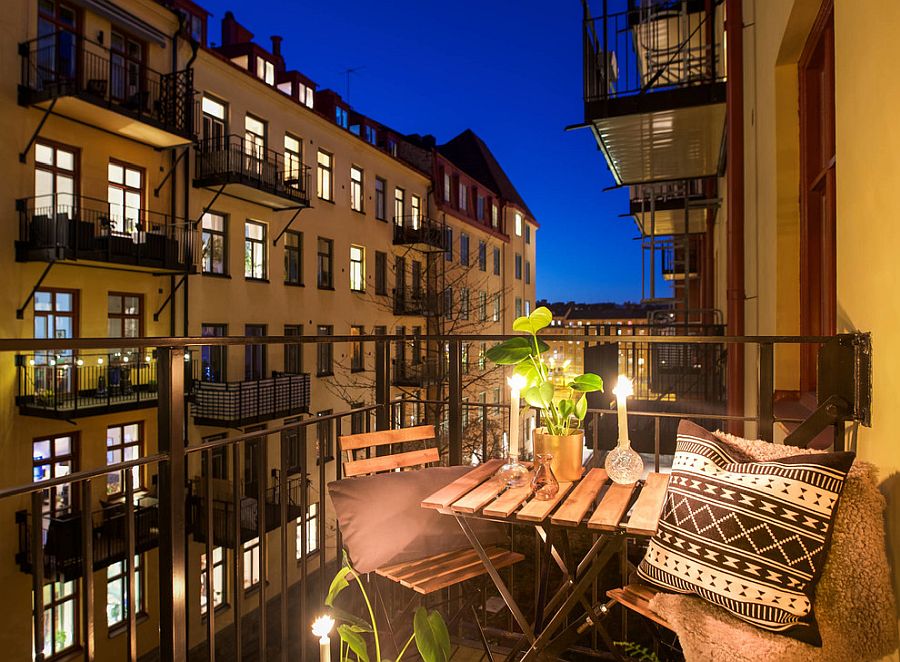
422;464;670;662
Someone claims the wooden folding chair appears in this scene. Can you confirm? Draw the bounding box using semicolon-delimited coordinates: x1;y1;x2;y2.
338;424;523;658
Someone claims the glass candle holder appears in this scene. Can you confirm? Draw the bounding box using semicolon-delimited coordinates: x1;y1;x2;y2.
605;439;644;484
496;453;530;488
531;453;560;501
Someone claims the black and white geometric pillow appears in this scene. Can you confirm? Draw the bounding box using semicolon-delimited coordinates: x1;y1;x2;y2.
637;421;855;646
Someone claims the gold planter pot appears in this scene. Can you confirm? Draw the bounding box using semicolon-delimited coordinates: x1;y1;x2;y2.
533;428;584;482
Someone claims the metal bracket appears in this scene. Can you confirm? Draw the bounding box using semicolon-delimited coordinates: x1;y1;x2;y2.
16;261;55;319
191;185;226;228
272;206;304;246
154;146;189;197
784;394;851;448
20;98;57;163
153;274;187;322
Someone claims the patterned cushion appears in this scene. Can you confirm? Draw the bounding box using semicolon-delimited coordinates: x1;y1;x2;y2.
636;421;855;646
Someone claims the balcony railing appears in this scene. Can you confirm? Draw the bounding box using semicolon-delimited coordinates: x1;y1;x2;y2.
194;135;311;209
583;0;725;105
15;351;158;418
392;358;446;387
188;476;306;547
18;32;195;143
16;194;196;271
189;371;311;427
393;288;442;317
392;215;446;251
0;332;870;661
16;498;159;581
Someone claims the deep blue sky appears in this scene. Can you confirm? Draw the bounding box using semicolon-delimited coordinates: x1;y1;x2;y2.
199;0;640;302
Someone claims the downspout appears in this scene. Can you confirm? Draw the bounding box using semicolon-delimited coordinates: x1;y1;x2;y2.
725;0;745;434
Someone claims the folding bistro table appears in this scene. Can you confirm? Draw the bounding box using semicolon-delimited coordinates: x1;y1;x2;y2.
419;458;670;661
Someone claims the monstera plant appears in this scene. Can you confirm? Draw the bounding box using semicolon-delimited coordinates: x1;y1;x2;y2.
485;306;603;481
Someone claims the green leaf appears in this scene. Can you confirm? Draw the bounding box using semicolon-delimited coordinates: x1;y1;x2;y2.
568;373;604;393
511;315;534;334
337;624;370;662
328;606;373;632
523;382;554;409
511;306;553;335
558;399;574;421
513;362;539;384
485;337;549;365
414;607;450;662
575;393;588;420
325;565;352;607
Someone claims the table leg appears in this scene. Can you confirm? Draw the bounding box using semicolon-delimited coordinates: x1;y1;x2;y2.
454;515;536;643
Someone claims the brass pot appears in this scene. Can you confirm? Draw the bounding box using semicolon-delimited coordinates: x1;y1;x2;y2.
533;428;584;482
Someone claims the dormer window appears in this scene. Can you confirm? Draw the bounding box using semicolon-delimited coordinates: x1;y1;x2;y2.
386;139;397;157
335;107;348;129
256;57;275;85
364;125;377;145
298;83;314;109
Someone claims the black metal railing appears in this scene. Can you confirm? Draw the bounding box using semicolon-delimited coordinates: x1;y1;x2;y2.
583;0;725;104
392;215;446;250
189;371;311;427
392;358;446;387
16;194;196;271
194;134;311;206
661;240;700;279
16;498;159;581
15;350;158;418
19;31;195;138
393;287;442;317
0;331;870;662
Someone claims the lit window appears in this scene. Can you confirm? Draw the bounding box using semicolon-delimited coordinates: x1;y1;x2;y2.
515;212;522;236
284;134;303;190
317;150;333;201
200;547;225;615
106;423;142;495
350;245;365;292
201;212;227;274
38;581;78;657
244;221;267;279
243;537;260;590
107;161;142;234
107;555;143;628
411;195;421;227
394;187;405;223
296;502;319;558
350;166;364;212
443;171;451;202
459;182;468;211
491;202;499;228
256;57;274;84
298;83;314;108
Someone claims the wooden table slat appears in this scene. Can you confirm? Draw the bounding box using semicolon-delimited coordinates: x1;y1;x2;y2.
451;475;510;514
624;472;670;536
550;468;609;527
587;480;636;531
421;459;504;510
482;483;534;518
516;481;573;522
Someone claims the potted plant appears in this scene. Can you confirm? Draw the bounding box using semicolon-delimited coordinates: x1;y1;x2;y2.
485;307;603;481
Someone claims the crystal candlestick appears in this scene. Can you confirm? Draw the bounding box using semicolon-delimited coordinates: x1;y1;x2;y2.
605;440;644;484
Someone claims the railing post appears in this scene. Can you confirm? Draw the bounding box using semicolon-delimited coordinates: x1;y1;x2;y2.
156;347;187;662
80;480;95;662
757;342;775;442
31;491;44;662
374;338;390;431
448;340;463;466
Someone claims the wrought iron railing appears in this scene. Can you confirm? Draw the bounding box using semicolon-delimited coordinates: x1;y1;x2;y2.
0;331;869;661
18;31;195;138
393;287;443;317
16;194;196;271
583;0;725;104
392;358;446;387
15;350;158;417
189;372;311;427
195;134;311;206
392;215;446;250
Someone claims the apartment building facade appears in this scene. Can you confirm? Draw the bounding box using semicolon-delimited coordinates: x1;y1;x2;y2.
1;0;539;659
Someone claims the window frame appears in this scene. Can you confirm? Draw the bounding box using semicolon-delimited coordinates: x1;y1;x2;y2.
350;165;364;212
317;237;334;289
105;421;143;496
316;325;333;376
244;220;267;280
284;230;303;285
317;149;333;201
201;211;228;276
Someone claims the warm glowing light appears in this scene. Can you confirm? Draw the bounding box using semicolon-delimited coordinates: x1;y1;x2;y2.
612;375;633;398
76;359;84;366
28;359;35;366
312;615;335;639
562;359;572;370
98;358;104;365
184;353;191;361
145;355;152;362
123;356;129;363
507;373;528;393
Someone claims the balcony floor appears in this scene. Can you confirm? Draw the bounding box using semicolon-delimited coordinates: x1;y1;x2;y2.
18;391;158;419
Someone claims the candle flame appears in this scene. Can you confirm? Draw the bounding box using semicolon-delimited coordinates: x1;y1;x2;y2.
613;375;633;398
507;373;528;392
312;614;334;638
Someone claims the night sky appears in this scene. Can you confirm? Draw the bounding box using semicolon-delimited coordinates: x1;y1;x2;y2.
198;0;639;302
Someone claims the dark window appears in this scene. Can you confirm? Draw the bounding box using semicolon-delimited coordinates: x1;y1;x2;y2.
444;288;453;321
108;293;142;339
411;260;422;297
201;324;227;382
525;224;531;244
375;177;386;221
284;325;303;374
317;237;333;289
525;260;531;284
244;324;266;380
284;425;303;475
493;247;501;275
375;251;387;295
316;410;334;460
478;242;487;271
316;325;333;376
459;234;469;266
515;253;522;280
284;231;302;285
444;228;453;261
460;288;469;320
202;212;227;275
350;325;364;372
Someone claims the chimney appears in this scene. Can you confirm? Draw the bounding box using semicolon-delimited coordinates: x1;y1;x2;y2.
221;11;254;47
271;35;283;57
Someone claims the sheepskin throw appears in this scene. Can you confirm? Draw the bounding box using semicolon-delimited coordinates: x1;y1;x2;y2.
637;421;855;645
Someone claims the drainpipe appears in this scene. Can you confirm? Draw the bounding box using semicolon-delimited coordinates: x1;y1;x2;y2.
725;0;745;434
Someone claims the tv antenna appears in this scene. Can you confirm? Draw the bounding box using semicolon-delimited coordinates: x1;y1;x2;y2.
340;66;366;102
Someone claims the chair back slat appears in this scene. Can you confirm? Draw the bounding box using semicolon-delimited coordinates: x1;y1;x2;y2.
343;447;440;478
339;424;435;452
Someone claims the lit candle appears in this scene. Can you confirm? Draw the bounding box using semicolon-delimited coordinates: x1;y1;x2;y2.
507;374;528;457
312;615;334;662
613;375;633;445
